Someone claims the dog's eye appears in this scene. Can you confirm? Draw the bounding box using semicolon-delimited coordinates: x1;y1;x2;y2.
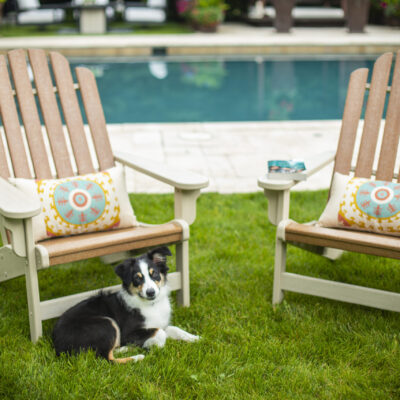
150;270;160;280
133;273;143;285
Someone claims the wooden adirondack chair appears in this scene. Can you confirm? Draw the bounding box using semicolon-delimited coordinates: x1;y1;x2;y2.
0;49;208;342
258;51;400;312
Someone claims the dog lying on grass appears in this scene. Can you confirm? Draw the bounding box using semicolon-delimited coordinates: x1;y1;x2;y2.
52;246;199;363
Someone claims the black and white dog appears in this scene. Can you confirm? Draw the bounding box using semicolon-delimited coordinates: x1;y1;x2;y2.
52;246;199;364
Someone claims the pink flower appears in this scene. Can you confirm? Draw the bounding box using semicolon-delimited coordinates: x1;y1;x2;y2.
176;0;192;14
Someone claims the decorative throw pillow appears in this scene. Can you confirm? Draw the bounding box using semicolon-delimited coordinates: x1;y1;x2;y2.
9;165;138;242
318;172;400;236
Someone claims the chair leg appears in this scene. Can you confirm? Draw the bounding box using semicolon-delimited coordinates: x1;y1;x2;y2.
272;237;287;305
24;219;42;342
175;241;190;307
25;260;42;342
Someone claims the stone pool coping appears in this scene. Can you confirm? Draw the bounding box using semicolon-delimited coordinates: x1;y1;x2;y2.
0;24;399;57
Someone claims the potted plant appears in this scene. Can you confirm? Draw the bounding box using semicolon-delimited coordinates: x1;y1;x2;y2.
182;0;227;33
371;0;400;25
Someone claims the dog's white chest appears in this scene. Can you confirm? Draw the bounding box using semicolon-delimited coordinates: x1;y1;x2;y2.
142;295;171;329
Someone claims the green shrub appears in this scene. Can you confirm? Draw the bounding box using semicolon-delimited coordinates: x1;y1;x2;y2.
372;0;400;17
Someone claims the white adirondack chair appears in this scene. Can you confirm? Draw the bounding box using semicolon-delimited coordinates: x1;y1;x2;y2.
259;52;400;312
0;49;208;342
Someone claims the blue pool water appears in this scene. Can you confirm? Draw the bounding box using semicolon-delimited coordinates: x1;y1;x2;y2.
70;56;377;124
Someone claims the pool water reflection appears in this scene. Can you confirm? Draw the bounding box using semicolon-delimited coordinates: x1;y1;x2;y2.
70;56;377;124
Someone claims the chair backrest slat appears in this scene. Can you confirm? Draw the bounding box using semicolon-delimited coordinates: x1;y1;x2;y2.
0;55;31;178
0;136;10;179
8;49;53;179
76;67;114;171
49;52;95;175
334;68;369;176
354;52;393;178
376;52;400;181
28;49;74;178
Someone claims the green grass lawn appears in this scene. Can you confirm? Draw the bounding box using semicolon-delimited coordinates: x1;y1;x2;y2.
0;191;399;399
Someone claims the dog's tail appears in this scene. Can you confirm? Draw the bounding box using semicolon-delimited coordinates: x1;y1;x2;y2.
108;350;145;364
107;349;144;364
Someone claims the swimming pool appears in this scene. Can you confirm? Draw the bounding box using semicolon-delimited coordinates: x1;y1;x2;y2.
70;55;377;124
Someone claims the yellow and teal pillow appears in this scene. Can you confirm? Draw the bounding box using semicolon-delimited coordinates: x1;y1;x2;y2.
319;172;400;235
9;165;137;242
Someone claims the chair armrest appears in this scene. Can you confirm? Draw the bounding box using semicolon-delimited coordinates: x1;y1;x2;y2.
258;151;335;225
257;150;335;191
0;178;41;219
114;151;209;191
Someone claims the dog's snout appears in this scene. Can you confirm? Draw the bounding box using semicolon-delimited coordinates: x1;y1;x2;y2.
146;288;156;298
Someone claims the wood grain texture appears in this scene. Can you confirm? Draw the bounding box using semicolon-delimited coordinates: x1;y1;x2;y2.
76;67;114;171
37;223;183;265
28;49;74;178
0;55;30;178
50;51;95;175
334;68;369;176
8;49;52;179
375;51;400;181
285;222;400;259
0;132;9;179
355;52;393;178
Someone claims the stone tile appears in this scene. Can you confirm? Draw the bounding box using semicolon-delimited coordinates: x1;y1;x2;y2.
130;131;162;146
228;154;268;179
204;154;234;178
164;146;204;157
214;177;259;194
107;120;348;194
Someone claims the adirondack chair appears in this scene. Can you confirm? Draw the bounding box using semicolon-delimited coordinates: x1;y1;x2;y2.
258;51;400;312
0;49;208;342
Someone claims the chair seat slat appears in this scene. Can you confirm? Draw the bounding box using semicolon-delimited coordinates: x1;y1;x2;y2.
76;67;114;171
37;223;183;266
8;49;52;179
28;49;74;178
334;68;369;176
355;52;393;178
50;52;95;175
285;222;400;259
0;55;31;178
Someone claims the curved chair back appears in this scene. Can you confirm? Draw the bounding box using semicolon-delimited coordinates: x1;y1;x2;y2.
334;52;400;181
0;49;114;180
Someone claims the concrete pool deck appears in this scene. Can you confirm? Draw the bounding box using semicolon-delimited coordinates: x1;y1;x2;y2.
109;120;341;194
1;24;398;193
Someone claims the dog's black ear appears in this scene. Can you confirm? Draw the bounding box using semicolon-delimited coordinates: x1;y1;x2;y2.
115;258;135;283
148;247;171;274
148;246;172;264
